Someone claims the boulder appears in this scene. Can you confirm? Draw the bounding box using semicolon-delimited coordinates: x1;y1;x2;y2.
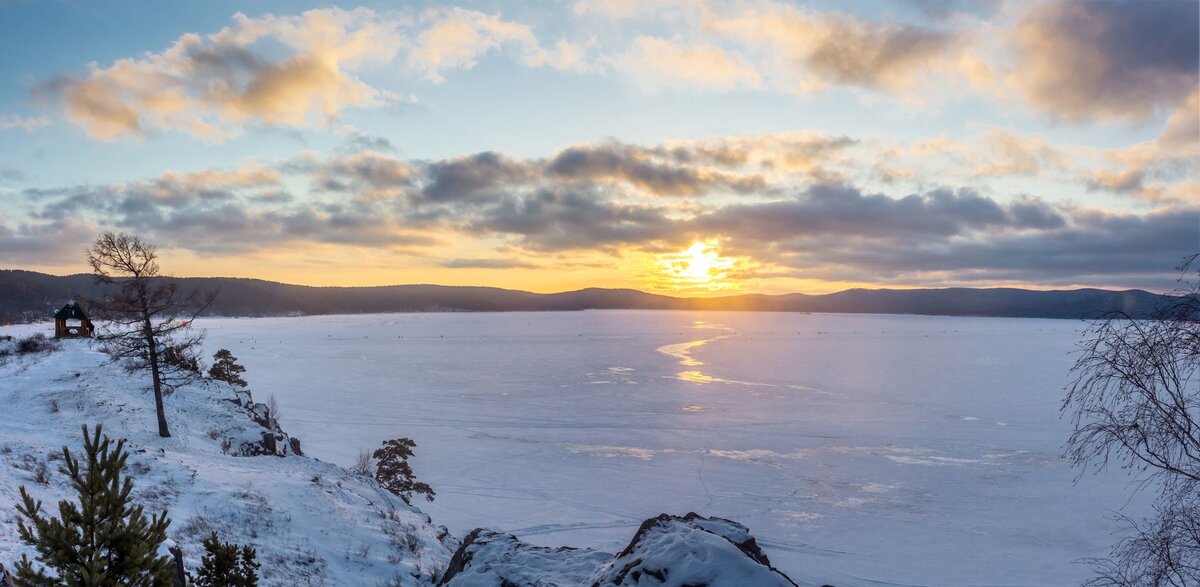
437;513;798;587
591;513;798;587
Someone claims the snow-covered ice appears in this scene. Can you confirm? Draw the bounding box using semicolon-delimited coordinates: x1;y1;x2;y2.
3;311;1150;585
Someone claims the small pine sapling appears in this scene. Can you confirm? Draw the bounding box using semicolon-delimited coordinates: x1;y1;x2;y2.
195;532;259;587
13;424;174;586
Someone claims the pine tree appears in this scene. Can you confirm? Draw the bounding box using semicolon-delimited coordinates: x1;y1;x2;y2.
195;533;258;587
373;438;435;505
237;545;260;586
208;349;247;389
13;424;174;586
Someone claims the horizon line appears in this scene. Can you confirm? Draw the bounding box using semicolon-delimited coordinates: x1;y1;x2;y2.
1;268;1166;297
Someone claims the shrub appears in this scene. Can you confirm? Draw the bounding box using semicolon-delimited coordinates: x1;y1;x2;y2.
16;334;60;355
350;450;373;477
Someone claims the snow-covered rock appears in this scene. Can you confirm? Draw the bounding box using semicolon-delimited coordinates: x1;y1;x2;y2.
0;339;454;586
438;529;612;586
438;513;798;587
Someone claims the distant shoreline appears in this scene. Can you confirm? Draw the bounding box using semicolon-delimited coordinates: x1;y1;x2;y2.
2;268;1173;322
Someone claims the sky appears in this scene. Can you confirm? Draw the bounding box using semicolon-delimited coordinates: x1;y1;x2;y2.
0;0;1196;295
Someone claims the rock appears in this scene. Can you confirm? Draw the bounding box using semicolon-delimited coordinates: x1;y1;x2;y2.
592;513;798;587
437;513;799;587
438;528;611;587
228;399;302;457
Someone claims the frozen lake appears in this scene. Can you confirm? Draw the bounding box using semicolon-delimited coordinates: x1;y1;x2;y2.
62;311;1156;584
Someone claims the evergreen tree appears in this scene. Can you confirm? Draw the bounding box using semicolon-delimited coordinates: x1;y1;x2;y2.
195;533;259;587
13;424;174;586
373;438;435;505
208;349;247;389
237;545;260;586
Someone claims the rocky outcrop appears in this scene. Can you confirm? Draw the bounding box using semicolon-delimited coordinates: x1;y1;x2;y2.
593;513;798;586
437;528;611;586
222;393;302;457
438;513;798;587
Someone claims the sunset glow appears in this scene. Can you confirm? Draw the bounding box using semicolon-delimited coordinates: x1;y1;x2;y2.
655;240;741;292
0;1;1194;293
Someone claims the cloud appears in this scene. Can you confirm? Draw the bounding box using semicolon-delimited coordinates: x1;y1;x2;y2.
1084;91;1200;202
696;184;1025;241
827;206;1198;286
0;220;96;265
337;125;396;153
1009;1;1199;122
406;8;590;82
895;0;1002;21
34;8;402;140
567;0;1197;126
312;151;415;195
621;37;763;91
701;3;962;94
692;184;1192;287
0;114;51;133
468;186;676;251
9;134;1195;289
421;151;531;202
972;129;1065;177
546;143;765;195
407;8;537;82
440;257;537;269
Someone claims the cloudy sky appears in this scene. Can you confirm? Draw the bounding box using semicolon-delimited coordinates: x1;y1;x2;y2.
0;0;1196;294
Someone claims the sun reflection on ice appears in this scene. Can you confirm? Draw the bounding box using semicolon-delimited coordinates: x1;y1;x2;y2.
655;320;769;387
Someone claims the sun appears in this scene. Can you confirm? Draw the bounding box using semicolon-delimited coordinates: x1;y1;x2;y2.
654;239;739;291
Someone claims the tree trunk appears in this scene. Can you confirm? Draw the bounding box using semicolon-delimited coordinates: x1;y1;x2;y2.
143;314;170;438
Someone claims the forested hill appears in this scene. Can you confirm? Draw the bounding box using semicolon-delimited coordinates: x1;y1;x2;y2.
0;269;1169;322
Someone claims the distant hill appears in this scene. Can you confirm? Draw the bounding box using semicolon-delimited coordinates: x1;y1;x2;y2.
0;268;1171;322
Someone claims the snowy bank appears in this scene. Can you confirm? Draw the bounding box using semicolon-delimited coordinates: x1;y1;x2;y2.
0;338;455;586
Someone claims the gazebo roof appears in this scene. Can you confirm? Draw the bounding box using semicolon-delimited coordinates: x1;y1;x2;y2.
54;302;88;320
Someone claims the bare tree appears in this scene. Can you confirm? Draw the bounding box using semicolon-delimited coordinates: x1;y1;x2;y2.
85;231;213;438
1064;255;1200;586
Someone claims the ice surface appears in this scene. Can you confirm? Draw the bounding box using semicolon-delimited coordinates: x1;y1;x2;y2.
6;311;1148;585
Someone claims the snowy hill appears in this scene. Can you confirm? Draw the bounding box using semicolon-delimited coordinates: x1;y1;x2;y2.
0;337;455;586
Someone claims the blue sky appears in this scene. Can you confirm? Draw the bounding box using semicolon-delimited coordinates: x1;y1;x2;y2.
0;0;1196;293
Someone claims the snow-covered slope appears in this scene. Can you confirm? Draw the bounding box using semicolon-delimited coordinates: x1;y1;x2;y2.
0;338;455;586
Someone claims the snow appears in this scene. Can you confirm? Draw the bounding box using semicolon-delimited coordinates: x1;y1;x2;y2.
2;311;1151;586
0;335;454;586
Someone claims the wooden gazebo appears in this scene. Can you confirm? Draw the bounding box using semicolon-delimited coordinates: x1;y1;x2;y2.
54;301;94;339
